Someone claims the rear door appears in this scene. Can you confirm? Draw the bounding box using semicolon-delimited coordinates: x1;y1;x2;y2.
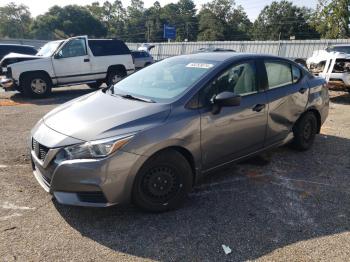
263;60;309;145
200;60;268;170
52;37;92;84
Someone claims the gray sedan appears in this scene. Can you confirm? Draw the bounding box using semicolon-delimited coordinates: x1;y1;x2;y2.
30;52;329;212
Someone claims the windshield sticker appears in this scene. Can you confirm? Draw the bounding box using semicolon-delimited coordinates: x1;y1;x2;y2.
186;63;214;69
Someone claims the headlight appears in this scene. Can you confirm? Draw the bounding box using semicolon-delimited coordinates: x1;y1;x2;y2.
57;135;134;161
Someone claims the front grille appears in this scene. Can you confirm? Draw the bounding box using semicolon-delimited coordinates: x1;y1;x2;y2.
77;192;108;204
32;138;49;161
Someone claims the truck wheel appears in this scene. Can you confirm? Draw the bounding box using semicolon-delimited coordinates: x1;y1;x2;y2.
132;150;192;212
23;73;52;98
87;80;103;89
106;70;124;86
291;112;317;151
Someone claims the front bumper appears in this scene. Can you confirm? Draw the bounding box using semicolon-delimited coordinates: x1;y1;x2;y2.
0;78;14;89
30;124;146;207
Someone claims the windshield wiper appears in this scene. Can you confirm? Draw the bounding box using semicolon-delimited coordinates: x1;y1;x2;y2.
120;94;155;103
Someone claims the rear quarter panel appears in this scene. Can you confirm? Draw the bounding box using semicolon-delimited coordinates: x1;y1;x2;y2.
306;76;329;126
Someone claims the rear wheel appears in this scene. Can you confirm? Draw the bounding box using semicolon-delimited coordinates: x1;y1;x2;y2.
132;150;192;212
106;70;124;86
291;112;318;151
22;72;52;98
87;80;103;89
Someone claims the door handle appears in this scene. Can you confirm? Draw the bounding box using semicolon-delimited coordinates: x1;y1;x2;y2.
252;104;265;112
299;87;307;94
84;58;90;62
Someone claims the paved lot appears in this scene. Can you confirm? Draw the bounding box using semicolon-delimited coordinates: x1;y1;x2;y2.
0;86;350;261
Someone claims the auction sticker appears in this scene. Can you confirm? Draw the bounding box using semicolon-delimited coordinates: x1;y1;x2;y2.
186;63;214;69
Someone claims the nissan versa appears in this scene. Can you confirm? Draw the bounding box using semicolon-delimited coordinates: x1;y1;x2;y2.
30;53;329;212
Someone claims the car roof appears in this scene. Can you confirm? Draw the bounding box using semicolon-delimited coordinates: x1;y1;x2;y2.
175;52;290;63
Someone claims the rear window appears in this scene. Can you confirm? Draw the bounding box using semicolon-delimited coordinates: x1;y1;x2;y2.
88;40;130;56
265;61;293;89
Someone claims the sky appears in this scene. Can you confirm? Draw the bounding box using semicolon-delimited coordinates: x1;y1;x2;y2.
1;0;318;21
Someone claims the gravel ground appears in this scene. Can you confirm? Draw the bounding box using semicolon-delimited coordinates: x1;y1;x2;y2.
0;86;349;261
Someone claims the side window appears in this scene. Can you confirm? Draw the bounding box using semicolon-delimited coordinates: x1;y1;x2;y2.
59;39;87;58
292;65;301;83
201;61;257;105
265;62;292;89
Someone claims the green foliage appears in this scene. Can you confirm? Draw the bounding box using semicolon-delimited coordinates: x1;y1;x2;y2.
0;2;32;38
197;0;252;41
1;0;347;42
312;0;350;39
252;1;319;40
30;5;107;40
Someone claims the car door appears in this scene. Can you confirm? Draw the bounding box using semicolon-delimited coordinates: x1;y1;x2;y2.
52;37;92;84
263;60;309;145
200;60;268;170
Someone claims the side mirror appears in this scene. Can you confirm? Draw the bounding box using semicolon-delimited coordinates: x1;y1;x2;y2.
212;91;241;114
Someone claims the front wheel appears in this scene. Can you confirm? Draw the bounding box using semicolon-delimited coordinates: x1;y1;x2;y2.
132;150;193;212
291;112;318;151
22;72;52;98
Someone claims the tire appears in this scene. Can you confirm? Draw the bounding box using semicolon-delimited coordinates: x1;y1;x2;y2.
106;70;124;86
291;112;318;151
87;80;103;89
132;150;193;212
22;72;52;98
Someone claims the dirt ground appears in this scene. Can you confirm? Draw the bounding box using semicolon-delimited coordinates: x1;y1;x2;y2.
0;86;349;261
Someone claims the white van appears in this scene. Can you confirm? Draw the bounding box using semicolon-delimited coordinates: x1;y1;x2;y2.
0;36;135;98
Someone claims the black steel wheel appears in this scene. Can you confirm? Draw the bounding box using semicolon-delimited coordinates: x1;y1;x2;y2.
292;111;318;151
132;150;192;212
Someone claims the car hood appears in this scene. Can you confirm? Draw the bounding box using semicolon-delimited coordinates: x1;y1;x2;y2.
1;52;42;66
43;91;171;142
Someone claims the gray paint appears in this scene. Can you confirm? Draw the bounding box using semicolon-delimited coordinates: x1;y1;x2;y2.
30;53;329;207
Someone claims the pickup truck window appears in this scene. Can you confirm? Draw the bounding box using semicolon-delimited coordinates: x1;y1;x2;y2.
59;39;87;58
89;40;130;56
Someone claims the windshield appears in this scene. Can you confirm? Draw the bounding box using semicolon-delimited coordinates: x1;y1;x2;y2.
112;57;217;102
37;41;63;57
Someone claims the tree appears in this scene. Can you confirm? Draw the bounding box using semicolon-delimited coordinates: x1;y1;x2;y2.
176;0;198;41
0;2;32;38
312;0;350;38
31;5;107;40
252;1;319;40
87;1;126;39
197;0;252;41
124;0;147;42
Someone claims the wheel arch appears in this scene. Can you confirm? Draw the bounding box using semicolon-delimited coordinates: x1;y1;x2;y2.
299;107;322;134
19;70;52;87
107;64;127;76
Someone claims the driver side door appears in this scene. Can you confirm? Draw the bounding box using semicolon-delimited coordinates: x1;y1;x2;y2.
52;37;92;84
200;60;268;170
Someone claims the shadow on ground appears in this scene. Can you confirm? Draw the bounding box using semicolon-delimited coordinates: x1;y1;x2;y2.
330;91;350;105
55;134;350;261
7;86;95;106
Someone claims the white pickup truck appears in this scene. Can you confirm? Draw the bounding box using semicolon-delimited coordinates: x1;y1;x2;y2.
0;36;135;98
